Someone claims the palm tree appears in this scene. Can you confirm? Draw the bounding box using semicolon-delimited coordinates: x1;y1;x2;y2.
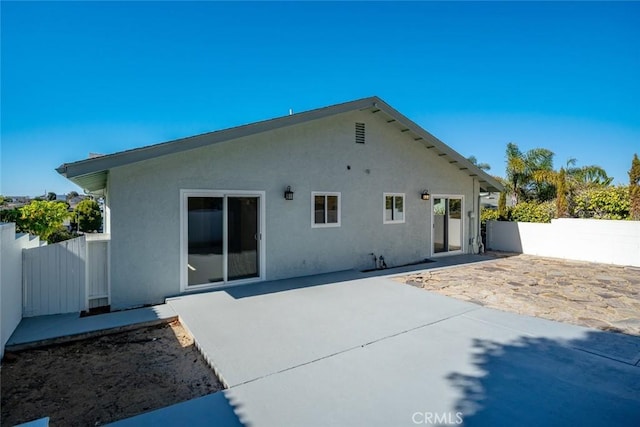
467;155;491;171
505;143;554;204
533;158;612;218
532;167;568;218
566;161;613;187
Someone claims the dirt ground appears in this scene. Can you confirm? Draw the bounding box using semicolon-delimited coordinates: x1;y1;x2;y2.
1;321;223;426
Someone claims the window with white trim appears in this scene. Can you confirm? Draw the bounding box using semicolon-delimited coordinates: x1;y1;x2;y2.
384;193;405;224
312;192;341;227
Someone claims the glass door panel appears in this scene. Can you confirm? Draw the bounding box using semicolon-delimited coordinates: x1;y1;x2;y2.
433;197;463;254
227;197;259;280
433;198;446;253
187;197;223;285
448;198;462;251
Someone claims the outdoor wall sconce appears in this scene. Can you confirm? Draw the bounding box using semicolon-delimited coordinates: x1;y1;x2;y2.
284;186;294;200
421;190;430;201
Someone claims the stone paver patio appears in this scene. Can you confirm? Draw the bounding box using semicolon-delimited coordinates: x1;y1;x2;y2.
396;253;640;336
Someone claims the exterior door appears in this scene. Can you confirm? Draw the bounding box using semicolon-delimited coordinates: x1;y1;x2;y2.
227;197;259;281
433;196;463;254
182;191;263;289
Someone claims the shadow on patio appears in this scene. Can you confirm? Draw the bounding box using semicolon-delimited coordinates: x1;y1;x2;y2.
220;253;499;299
448;330;640;426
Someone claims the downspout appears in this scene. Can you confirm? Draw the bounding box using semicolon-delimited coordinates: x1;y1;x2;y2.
470;177;476;254
470;177;481;254
477;181;484;254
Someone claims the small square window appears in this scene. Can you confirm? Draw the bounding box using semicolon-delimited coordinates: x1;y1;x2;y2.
312;192;341;227
384;193;405;224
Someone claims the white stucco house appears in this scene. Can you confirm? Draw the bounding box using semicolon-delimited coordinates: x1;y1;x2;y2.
57;96;503;310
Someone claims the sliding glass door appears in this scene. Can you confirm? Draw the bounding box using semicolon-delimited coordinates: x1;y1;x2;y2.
227;197;259;281
433;196;463;254
183;191;263;288
187;196;224;284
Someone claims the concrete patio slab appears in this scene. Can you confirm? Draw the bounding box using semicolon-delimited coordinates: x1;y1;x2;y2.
149;273;640;426
5;304;177;351
167;275;479;387
109;391;242;427
462;307;640;365
223;309;640;426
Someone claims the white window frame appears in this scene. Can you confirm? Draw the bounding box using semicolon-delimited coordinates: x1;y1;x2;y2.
383;193;406;224
311;192;341;228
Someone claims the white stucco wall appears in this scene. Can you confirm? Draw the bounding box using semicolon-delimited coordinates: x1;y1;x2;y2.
486;219;640;267
1;223;42;357
107;110;477;308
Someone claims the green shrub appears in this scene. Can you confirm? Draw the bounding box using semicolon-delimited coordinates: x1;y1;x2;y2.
48;226;79;243
0;208;24;229
74;199;102;232
480;208;500;225
510;200;555;223
574;186;630;220
19;201;69;242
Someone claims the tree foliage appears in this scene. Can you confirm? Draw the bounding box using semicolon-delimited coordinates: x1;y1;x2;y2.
74;199;102;232
500;142;624;222
497;191;507;219
0;208;24;228
555;168;569;218
629;153;640;221
505;143;613;206
467;155;491;171
533;167;569;218
480;207;500;225
510;200;555;223
48;226;79;243
573;186;630;220
568;163;613;187
19;200;69;242
505;143;555;203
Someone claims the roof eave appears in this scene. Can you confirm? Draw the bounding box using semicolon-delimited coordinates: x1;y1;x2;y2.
56;96;381;180
368;99;505;193
56;95;505;194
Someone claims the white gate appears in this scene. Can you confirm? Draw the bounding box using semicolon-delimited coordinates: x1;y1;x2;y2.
23;234;110;317
87;236;110;309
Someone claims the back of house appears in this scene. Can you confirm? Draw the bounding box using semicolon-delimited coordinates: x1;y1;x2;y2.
57;96;502;309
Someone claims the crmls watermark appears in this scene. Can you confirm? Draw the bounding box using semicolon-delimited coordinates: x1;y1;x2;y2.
412;412;464;425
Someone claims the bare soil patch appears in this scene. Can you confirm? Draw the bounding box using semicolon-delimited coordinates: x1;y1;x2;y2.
1;321;223;426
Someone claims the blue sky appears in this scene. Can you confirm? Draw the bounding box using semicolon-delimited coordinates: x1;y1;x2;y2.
2;1;639;196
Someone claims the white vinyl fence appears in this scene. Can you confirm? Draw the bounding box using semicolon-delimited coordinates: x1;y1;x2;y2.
1;223;43;357
23;234;110;317
486;219;640;267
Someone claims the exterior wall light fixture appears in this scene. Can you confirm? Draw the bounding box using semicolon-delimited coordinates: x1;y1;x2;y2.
421;190;430;201
284;186;294;200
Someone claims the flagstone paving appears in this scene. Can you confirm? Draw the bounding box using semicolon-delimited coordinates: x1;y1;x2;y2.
396;253;640;336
